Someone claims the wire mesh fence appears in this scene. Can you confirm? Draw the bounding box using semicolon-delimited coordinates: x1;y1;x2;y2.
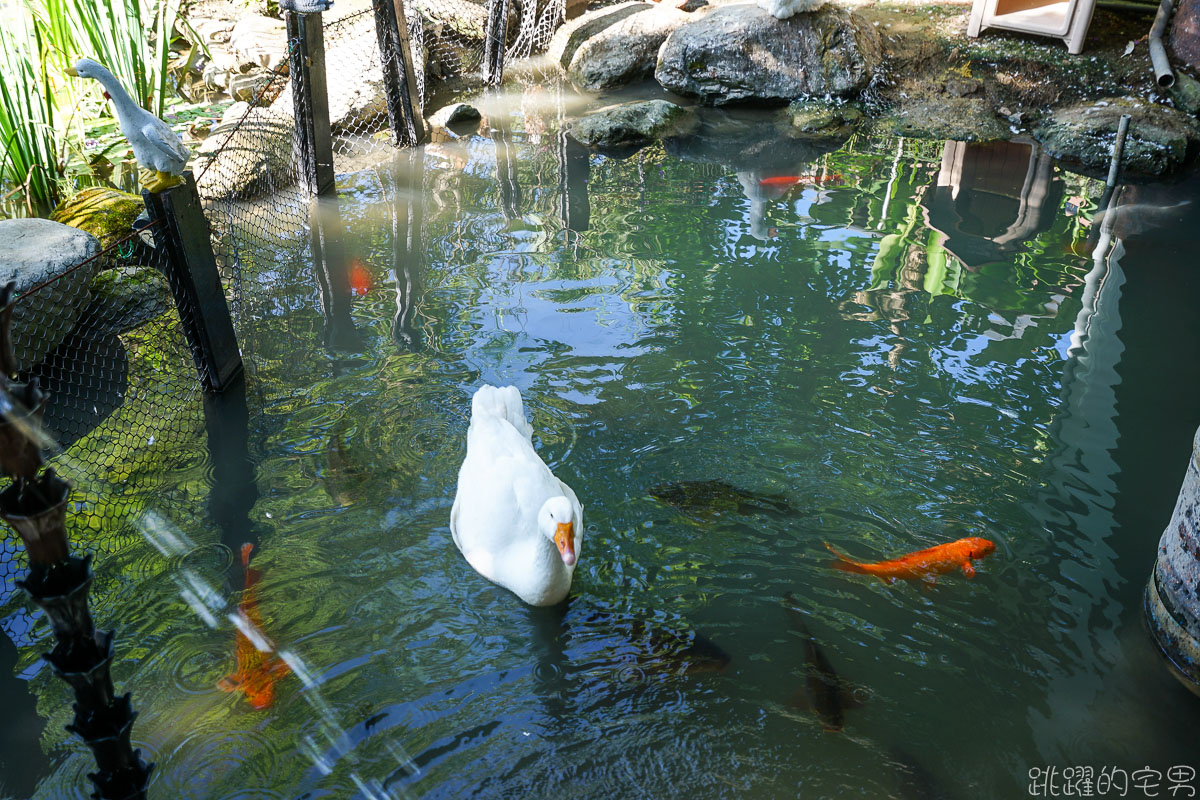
1;0;571;703
0;223;208;640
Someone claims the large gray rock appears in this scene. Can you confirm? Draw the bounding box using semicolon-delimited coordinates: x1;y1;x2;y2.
568;100;698;151
195;103;294;200
273;12;386;135
655;3;881;105
0;219;100;371
1034;101;1200;177
428;102;481;132
548;1;692;90
229;14;288;71
786;100;863;134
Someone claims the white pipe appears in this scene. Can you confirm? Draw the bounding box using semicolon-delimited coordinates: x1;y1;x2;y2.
1149;0;1176;89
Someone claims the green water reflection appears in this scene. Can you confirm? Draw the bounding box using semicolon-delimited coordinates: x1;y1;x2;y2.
6;85;1200;799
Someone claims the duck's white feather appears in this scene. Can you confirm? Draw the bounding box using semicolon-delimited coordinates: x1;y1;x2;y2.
451;385;583;606
756;0;825;19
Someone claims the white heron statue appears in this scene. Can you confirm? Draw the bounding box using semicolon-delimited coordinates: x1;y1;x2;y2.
66;58;191;193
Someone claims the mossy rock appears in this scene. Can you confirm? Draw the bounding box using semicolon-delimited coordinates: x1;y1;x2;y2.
1035;100;1200;177
568;100;699;153
82;265;173;336
50;187;143;251
786;101;863;134
871;97;1007;142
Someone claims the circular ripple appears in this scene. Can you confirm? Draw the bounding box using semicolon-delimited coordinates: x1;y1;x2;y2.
155;726;284;797
174;542;235;583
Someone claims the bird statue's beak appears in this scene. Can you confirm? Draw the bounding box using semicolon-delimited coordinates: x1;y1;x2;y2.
554;522;576;567
65;66;78;77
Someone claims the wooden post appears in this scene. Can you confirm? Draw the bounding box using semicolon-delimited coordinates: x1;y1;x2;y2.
143;172;244;393
482;0;511;86
286;8;336;196
373;0;426;147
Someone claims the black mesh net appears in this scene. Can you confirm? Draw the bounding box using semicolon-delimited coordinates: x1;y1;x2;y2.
0;223;206;640
1;0;572;788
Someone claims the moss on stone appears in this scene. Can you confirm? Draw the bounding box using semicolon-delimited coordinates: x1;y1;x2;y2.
50;187;143;251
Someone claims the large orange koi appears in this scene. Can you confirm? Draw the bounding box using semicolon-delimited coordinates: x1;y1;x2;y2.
218;543;290;709
758;174;844;189
825;537;995;583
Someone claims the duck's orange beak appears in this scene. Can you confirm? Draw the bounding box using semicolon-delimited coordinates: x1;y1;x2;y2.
555;521;576;566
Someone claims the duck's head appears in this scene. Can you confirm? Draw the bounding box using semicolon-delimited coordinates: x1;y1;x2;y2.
65;58;106;79
538;496;577;567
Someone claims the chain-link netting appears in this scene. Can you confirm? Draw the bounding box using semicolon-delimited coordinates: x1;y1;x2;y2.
0;222;207;641
2;0;570;654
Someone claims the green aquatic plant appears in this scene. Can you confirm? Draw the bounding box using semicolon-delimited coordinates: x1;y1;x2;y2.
28;0;183;118
0;10;65;215
0;0;184;215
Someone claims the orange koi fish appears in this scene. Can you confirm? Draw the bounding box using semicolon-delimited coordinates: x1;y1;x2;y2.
758;174;844;188
218;543;291;709
825;537;995;583
349;259;371;297
759;175;806;188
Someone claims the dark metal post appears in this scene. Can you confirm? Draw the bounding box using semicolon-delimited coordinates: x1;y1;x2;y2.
558;132;590;233
202;371;260;557
143;173;244;393
482;0;510;86
373;0;426;147
0;284;152;800
286;5;337;196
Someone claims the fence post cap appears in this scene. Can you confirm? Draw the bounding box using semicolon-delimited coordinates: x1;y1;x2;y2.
281;0;334;11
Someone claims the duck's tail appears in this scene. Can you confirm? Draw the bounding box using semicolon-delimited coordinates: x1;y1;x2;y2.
824;542;870;575
471;384;533;440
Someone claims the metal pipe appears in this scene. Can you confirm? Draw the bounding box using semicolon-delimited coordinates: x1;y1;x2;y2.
1149;0;1176;89
1106;113;1132;189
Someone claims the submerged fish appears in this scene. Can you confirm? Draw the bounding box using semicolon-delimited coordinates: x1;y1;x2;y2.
758;174;843;189
649;480;792;518
349;259;372;297
783;593;858;732
890;746;957;800
825;537;996;583
218;543;291;710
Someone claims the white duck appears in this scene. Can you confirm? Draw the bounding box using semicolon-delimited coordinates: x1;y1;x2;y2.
756;0;826;19
66;58;190;192
450;385;583;606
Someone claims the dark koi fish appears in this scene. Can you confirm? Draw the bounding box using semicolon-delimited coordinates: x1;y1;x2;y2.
649;479;791;518
783;593;859;732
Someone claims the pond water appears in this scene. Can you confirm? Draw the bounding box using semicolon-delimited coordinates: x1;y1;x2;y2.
5;81;1200;799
